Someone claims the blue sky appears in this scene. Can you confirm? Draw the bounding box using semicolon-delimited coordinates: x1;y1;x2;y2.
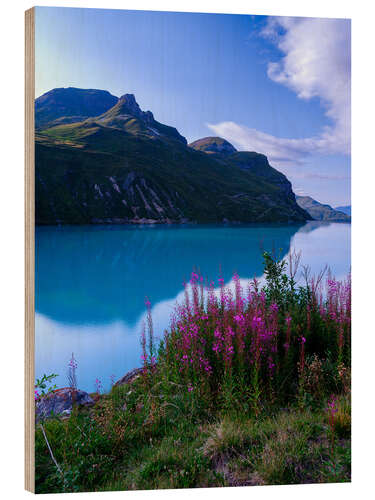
35;7;351;206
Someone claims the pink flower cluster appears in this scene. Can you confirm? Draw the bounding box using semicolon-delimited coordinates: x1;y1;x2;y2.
144;269;351;396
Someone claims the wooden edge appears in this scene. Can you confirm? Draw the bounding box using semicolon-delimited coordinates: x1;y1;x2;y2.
25;6;35;494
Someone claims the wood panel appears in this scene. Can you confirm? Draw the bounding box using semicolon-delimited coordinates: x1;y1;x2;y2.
25;6;35;493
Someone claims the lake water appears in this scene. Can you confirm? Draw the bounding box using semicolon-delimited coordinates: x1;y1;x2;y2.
35;222;351;392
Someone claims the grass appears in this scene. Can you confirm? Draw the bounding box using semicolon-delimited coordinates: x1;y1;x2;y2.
35;253;351;492
203;404;350;486
35;390;350;492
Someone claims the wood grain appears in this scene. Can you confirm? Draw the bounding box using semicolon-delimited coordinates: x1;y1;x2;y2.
25;7;35;493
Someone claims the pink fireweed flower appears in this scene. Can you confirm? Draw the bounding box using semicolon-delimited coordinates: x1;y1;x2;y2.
190;272;199;283
268;355;276;373
198;354;212;374
326;395;338;415
327;279;338;294
213;342;221;354
140;321;147;367
187;384;194;392
251;315;264;333
234;313;245;325
233;272;243;310
214;328;223;339
189;322;199;337
95;378;103;394
227;326;235;337
270;302;278;313
252;316;262;326
68;354;77;370
225;345;234;356
284;314;292;355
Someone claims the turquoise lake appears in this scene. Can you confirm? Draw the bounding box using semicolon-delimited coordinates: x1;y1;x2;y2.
35;222;351;392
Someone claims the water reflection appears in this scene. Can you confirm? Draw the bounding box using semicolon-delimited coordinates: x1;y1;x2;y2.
35;222;350;392
36;223;305;326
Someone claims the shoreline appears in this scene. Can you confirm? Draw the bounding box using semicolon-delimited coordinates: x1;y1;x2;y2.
34;220;351;229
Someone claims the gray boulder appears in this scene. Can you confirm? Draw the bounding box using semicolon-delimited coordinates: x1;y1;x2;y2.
36;388;94;422
114;367;144;387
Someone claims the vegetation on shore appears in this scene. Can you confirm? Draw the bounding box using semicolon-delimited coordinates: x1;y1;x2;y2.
35;252;351;493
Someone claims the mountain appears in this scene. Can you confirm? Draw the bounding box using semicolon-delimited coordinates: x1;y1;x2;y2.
94;93;187;145
296;196;351;222
35;87;118;128
35;88;311;225
189;136;237;155
190;139;299;201
334;205;351;216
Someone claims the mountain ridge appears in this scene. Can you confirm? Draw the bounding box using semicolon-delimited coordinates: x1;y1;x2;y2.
334;205;351;216
296;196;350;222
35;87;119;128
35;88;311;225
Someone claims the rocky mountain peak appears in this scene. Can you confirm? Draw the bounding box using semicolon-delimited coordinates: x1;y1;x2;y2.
117;94;154;123
118;93;142;115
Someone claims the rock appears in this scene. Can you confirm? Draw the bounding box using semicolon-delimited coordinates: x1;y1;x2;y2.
114;367;144;387
36;387;94;422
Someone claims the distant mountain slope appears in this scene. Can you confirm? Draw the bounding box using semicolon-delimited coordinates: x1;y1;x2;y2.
335;205;351;216
35;88;311;225
190;141;299;203
35;87;118;128
296;196;350;222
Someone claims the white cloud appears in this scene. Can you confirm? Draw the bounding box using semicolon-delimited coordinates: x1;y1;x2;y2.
208;17;351;167
207;121;317;166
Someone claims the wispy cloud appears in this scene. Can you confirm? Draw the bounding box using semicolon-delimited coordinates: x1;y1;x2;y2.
293;173;350;181
208;17;351;167
294;187;308;196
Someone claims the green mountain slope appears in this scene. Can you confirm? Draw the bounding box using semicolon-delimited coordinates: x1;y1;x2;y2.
35;89;311;225
36;87;118;128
